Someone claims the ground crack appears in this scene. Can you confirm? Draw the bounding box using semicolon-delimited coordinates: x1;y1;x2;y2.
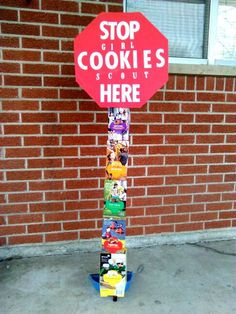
187;243;236;257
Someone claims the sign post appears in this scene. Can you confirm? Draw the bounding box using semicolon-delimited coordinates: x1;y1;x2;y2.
74;12;168;300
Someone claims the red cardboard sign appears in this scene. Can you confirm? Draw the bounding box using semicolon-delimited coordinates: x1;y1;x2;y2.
74;12;168;108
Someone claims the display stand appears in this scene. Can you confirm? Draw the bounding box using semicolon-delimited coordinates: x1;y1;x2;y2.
74;11;168;302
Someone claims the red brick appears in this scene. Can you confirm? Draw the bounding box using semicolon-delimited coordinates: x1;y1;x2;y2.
226;115;236;123
146;206;175;215
150;146;179;155
150;91;164;101
43;124;77;134
128;167;146;177
165;135;194;144
0;225;25;236
44;147;78;157
28;158;62;169
42;26;78;38
148;166;177;176
28;223;61;233
196;155;223;164
60;113;94;123
186;76;195;90
197;92;225;102
179;165;207;175
66;179;98;189
0;37;19;47
148;186;176;196
29;202;64;213
196;76;205;90
126;207;145;217
206;76;215;90
133;156;163;166
20;10;58;24
7;170;41;181
213;103;236;112
3;49;41;61
205;220;231;229
134;177;163;186
6;148;40;158
0;237;6;246
64;157;98;168
179;185;206;194
80;210;102;220
81;2;105;14
80;230;100;239
225;78;234;92
8;192;43;203
45;232;78;242
196;114;224;123
4;124;40;135
0;136;21;146
0;8;18;20
61;42;74;52
0;204;28;215
206;202;233;211
165;75;175;89
9;235;43;245
42;0;78;12
132;113;162;123
194;193;221;203
211;145;236;153
165;175;194;185
0;159;25;170
212;125;236;133
45;211;77;222
0;87;18;98
1;23;40;36
0;113;19;122
219;211;236;219
66;200;98;211
182;124;210;133
23;63;59;74
180;145;208;154
0;182;26;192
161;214;189;224
108;4;123;12
44;169;77;179
29;181;63;191
60;14;94;26
8;214;42;224
182;103;210;112
197;135;224;143
209;165;235;173
79;101;103;111
80;189;102;200
1;62;20;73
44;76;77;88
176;204;205;213
149;124;180;133
165;114;194;123
63;220;96;230
165;156;194;165
24;136;59;146
80;147;104;156
222;193;236;201
42;101;77;111
62;136;94;146
130;216;159;226
165;91;194;101
60;88;90;99
150;102;180;112
22;88;58;99
45;191;78;201
175;223;203;232
225;155;236;163
226;93;236;102
191;212;218;222
225;174;236;182
132;135;163;145
164;195;192;205
196;174;223;183
132;197;162;207
2;100;39;111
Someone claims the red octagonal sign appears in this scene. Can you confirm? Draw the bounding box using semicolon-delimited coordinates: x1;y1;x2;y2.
74;12;168;108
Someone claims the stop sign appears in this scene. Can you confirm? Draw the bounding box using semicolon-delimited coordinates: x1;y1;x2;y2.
74;12;168;108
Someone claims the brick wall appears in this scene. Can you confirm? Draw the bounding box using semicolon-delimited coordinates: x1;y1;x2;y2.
0;0;235;246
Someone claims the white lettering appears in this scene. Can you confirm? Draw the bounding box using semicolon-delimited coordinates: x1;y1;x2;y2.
100;84;140;103
77;52;88;70
143;50;152;68
156;48;165;67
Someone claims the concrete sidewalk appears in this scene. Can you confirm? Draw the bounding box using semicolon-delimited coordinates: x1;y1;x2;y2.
0;240;236;314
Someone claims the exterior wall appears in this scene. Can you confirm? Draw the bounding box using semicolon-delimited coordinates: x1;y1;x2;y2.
0;0;235;246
